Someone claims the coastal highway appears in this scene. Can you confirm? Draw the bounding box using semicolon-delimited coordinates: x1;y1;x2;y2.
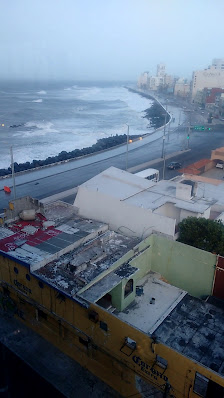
0;109;224;212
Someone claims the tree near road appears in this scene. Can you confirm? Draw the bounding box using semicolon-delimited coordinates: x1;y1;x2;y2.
178;217;224;255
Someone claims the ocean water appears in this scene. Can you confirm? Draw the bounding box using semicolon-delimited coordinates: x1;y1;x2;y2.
0;81;153;169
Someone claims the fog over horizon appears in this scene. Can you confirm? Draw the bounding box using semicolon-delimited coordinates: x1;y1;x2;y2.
1;0;223;82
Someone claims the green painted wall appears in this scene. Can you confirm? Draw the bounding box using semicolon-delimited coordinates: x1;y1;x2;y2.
110;236;153;311
93;234;216;311
110;282;123;311
150;235;216;298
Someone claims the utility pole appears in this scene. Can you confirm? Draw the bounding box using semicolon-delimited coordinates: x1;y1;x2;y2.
184;109;192;150
178;110;182;125
187;125;190;149
163;150;166;180
161;100;167;158
161;100;168;180
125;124;129;171
10;146;16;200
168;115;171;141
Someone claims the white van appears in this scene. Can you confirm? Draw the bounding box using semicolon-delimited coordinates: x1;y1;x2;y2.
134;168;159;182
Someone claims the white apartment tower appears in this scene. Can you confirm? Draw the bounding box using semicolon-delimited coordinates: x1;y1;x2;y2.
157;63;166;77
212;59;224;69
137;71;149;88
192;59;224;100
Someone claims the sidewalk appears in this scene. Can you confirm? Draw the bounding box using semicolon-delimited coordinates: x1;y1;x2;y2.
39;149;190;206
127;149;190;173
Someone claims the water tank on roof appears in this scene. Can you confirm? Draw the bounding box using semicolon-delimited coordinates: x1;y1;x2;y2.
19;209;36;221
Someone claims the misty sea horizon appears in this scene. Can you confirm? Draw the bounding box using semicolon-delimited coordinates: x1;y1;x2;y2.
0;81;154;170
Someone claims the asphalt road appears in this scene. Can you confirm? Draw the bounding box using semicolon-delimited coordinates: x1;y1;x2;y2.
0;108;224;213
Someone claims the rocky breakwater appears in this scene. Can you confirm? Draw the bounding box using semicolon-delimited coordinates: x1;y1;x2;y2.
125;87;170;129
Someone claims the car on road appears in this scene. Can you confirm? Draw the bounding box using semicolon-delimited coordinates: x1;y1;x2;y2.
167;162;182;170
216;162;224;169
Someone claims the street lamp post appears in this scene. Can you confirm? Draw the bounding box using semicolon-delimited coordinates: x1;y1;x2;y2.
125;124;129;171
184;109;192;150
178;110;182;125
161;100;169;180
163;149;166;180
161;101;168;158
10;146;16;200
168;115;171;141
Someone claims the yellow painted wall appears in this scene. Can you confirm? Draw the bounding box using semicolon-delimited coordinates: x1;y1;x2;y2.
1;256;224;398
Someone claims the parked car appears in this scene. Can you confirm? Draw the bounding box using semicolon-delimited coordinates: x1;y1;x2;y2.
216;162;224;169
167;162;182;170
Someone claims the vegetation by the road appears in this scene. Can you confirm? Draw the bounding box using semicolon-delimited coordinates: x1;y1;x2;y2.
178;217;224;255
0;134;139;176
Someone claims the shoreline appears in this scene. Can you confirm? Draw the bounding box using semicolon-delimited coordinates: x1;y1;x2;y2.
0;87;169;179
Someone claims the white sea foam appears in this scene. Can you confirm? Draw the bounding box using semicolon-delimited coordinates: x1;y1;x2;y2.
37;90;47;95
21;121;58;137
0;84;154;169
32;99;43;103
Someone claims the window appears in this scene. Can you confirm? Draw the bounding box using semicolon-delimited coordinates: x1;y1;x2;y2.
100;321;108;332
56;292;65;302
124;279;133;298
38;309;47;320
194;373;224;398
26;274;31;281
156;355;168;369
89;310;99;323
38;281;44;289
79;337;89;347
193;372;208;397
14;267;18;274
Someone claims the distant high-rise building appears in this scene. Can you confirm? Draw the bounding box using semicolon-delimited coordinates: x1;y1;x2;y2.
192;59;224;100
157;63;166;77
174;78;190;97
137;72;149;89
137;64;175;92
212;59;224;69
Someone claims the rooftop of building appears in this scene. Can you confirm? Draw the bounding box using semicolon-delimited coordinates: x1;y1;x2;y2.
154;294;224;376
112;272;224;377
0;201;107;268
81;263;224;377
35;229;139;298
116;272;186;335
1;197;224;378
0;199;139;298
77;166;215;214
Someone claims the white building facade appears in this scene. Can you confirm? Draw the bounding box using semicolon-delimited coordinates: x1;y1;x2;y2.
137;72;149;89
192;59;224;100
174;79;191;97
74;167;213;240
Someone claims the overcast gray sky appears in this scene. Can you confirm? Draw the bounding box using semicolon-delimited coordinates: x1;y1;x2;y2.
1;0;223;81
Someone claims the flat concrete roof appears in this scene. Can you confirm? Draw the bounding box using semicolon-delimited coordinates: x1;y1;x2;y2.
116;272;186;335
78;167;213;214
115;271;224;377
174;173;224;207
35;231;139;298
79;166;155;200
154;295;224;376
